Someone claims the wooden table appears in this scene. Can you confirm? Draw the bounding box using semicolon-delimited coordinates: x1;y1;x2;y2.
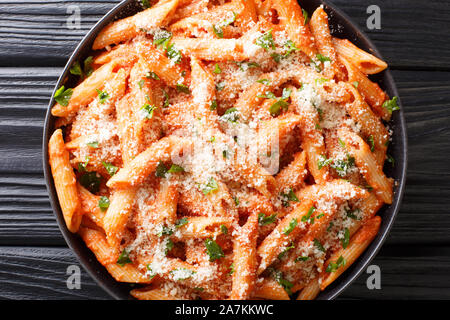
0;0;449;300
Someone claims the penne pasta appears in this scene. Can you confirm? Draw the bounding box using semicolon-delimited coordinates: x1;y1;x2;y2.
49;0;398;300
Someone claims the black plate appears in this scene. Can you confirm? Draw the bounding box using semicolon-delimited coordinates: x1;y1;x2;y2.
42;0;407;300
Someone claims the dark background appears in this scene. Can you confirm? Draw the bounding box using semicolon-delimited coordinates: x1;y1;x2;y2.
0;0;449;299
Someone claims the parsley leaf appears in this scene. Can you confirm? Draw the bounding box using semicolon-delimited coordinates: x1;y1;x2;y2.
155;162;168;178
255;29;275;51
141;0;151;9
96;89;110;104
146;71;160;80
117;249;132;266
166;44;182;64
283;218;298;235
382;96;400;113
269;268;293;295
102;161;118;176
278;242;295;259
175;217;189;228
301;206;316;224
168;164;184;173
318;155;333;170
341;228;350;249
326;256;346;273
98;196;110;212
367;135;375;152
202;177;218;195
153;30;172;48
176;83;190;94
316;54;332;63
258;213;277;226
314;238;326;253
213;63;222;74
54;86;73;106
141;103;157;119
280;188;299;207
205;238;224;261
302;8;310;25
257;78;271;85
220;224;228;235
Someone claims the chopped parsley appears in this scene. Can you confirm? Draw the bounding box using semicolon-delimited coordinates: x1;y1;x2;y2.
205;238;225;261
353;81;359;88
171;268;196;281
54;86;73;106
269;268;293;295
326;256;346;273
316;54;332;63
318;155;333;170
141;103;157;119
302;8;309;24
166;43;182;64
176;83;190;94
153;30;172;48
168;164;184;173
255;29;275;51
212;11;237;38
69;56;94;79
162;89;170;107
341;228;350;249
222;107;239;123
78;157;90;172
164;238;174;255
313;238;325;253
332;155;356;177
295;256;309;262
258;213;277;226
386;154;395;166
202;177;218;195
301;206;316;224
228;263;235;275
283;40;299;57
216;81;226;91
278;242;295;259
382;96;400;113
346;208;361;220
213;63;222;74
146;71;160;80
98;196;110;212
141;0;151;9
257;78;271;85
282;218;298;235
367;135;375;152
96;89;110;104
175;217;189;228
117;249;132;266
157;225;174;237
220;224;228;235
155;161;168;178
210;100;218;110
102;161;118;176
280;188;299;207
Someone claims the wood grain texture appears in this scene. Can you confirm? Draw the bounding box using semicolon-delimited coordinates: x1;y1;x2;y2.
0;246;109;299
1;0;450;69
1;245;448;300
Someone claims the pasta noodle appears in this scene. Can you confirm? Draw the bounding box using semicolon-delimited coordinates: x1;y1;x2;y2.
49;0;398;300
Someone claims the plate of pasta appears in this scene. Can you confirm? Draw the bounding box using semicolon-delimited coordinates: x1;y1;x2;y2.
43;0;407;300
